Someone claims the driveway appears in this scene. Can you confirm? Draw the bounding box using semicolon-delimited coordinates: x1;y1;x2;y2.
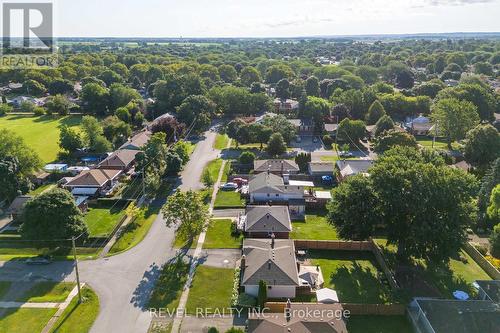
0;129;219;333
197;249;240;269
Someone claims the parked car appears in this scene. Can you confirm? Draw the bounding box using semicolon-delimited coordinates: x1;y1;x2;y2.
339;151;354;158
25;255;53;265
220;182;238;190
232;178;248;187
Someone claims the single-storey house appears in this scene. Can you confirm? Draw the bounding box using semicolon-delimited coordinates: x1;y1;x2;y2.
247;303;348;333
406;115;434;136
64;168;121;197
241;238;299;299
8;195;32;219
239;205;292;239
119;130;151;151
98;149;139;171
248;172;305;217
408;298;500;333
254;159;299;175
274;98;299;113
335;159;374;182
308;162;334;178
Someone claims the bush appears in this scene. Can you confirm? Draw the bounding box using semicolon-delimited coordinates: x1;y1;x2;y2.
322;135;334;147
208;328;219;333
239;151;255;165
33;106;46;116
490;224;500;258
0;103;13;116
473;243;488;256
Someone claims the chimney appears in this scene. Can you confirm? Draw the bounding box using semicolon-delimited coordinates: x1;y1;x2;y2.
271;233;275;248
241;254;246;271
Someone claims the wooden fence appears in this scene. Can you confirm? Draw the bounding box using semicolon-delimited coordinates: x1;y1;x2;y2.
463;242;500;279
264;302;405;316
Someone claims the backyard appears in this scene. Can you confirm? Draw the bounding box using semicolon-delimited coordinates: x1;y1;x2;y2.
346;315;413;333
203;219;243;249
291;213;339;240
0;114;82;163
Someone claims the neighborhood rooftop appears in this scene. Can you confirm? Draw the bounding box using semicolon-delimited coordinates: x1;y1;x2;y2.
244;205;292;233
254;159;299;173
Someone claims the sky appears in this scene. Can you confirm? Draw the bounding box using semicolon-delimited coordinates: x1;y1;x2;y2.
52;0;500;37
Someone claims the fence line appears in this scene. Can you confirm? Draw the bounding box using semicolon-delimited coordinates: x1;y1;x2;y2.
463;242;500;279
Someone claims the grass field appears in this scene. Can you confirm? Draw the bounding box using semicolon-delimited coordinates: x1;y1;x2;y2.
84;204;127;237
0;115;82;163
49;287;99;333
416;137;460;150
185;266;233;314
203;219;242;249
0;308;57;333
214;191;245;209
309;250;394;304
148;259;190;312
291;213;339;240
214;133;230;150
347;315;413;333
28;184;55;196
16;282;76;303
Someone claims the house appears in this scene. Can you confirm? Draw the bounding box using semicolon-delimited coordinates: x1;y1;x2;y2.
64;168;121;197
239;205;292;239
241;238;299;298
119;130;151;151
406;115;434;136
248;172;305;217
288;118;314;133
67;166;90;176
8;195;32;219
308;162;334;178
335;160;374;182
408;298;500;333
98;149;139;171
254;159;299;175
476;280;500;303
274;98;299;113
43;163;68;173
247;303;348;333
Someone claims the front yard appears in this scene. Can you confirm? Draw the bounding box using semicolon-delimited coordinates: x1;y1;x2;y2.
203;219;243;249
185;266;234;314
84;201;127;237
291;213;339;240
214;133;230;150
148;259;190;312
214;191;245;209
308;250;395;304
0;308;57;333
16;282;75;303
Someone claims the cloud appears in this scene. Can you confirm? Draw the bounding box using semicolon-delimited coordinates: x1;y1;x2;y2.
424;0;496;6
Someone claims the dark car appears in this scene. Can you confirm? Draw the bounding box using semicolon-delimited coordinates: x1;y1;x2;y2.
25;255;53;265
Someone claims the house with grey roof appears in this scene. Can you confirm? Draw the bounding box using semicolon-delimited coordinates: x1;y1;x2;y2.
254;159;299;175
308;161;334;178
240;205;292;238
248;172;305;217
241;238;300;299
335;159;374;182
119;130;151;151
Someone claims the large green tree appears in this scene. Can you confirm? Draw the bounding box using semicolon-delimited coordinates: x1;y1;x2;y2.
266;133;287;157
0;157;31;203
0;129;41;176
464;124;500;171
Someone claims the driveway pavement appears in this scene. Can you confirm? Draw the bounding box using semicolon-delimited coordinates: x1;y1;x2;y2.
0;129;219;333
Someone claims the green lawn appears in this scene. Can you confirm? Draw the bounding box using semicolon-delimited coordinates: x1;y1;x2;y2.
0;308;57;333
320;155;359;162
416;137;460;150
309;250;394;304
148;259;190;312
173;233;199;249
185;266;234;314
214;191;245;209
84;203;127;237
203;219;242;249
214;133;230;150
347;315;413;333
0;281;11;300
108;206;159;255
16;282;75;303
291;213;339;240
28;184;55;196
49;287;99;333
202;158;223;182
0;115;81;163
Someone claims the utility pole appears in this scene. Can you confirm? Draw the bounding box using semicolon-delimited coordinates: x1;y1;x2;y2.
142;167;146;197
72;237;82;303
432;121;438;149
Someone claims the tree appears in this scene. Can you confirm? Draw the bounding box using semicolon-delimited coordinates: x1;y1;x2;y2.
125;202;141;220
171;141;191;166
102;116;132;147
115;107;131;123
0;129;41;175
176;95;215;134
302;97;331;132
45;94;71;115
109;83;141;110
48;79;74;95
478;159;500;229
305;76;320;97
275;79;291;101
218;64;238;83
81;115;112;153
20;188;88;242
207;328;219;333
201;168;214;188
0;103;13;116
59;125;83;153
295;152;311;173
336;118;366;144
0;157;31;203
265;64;294;84
261;115;296;143
374;115;395;137
490;223;500;258
257;280;267;309
162;191;209;242
474;62;494;76
331;103;351;121
240;66;261;87
23;79;46;96
239;151;256;165
327;175;379;240
373;129;418;153
431;98;480;149
487;185;500;225
81;82;110;115
355;65;379;85
266;133;286;157
464;125;500;171
165;152;183;175
225;328;244;333
395;69;415;89
248;123;273;149
365;100;386;125
151;116;186;143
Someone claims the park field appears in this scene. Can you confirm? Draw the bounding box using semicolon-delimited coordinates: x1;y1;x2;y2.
0;114;82;163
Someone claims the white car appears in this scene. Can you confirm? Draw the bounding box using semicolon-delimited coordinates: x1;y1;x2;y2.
220;182;238;190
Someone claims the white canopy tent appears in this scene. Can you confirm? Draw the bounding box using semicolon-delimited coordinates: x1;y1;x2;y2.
316;288;339;304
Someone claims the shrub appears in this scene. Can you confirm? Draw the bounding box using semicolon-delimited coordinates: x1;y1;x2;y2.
322;135;334;147
33;106;46;116
239;151;255;165
208;328;219;333
0;103;13;116
490;224;500;258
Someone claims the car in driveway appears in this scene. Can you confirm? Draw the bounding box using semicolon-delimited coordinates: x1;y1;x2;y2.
339;151;354;158
25;255;53;265
220;182;238;190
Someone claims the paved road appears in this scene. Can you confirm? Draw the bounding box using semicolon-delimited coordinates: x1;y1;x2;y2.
0;130;219;333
